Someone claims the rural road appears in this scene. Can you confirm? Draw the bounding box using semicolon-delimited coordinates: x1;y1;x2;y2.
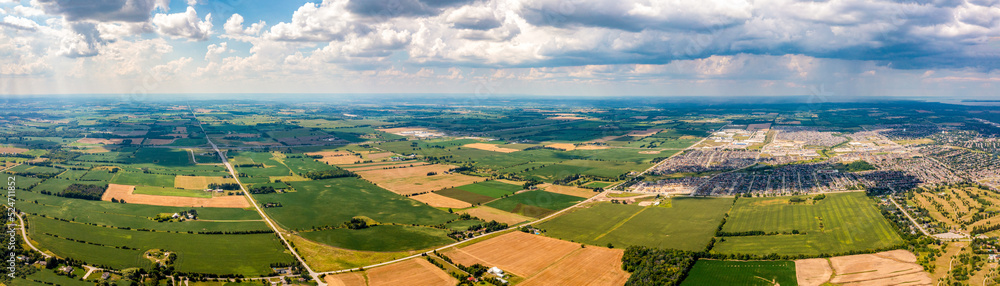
192;112;326;285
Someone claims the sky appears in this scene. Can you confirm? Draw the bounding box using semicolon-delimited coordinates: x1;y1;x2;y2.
1;0;1000;98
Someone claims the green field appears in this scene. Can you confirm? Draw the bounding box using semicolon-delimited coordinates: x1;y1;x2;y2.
56;169;89;180
110;172;176;188
80;169;116;181
30;178;97;193
29;216;294;276
485;190;584;218
455;180;523;198
133;185;213;198
7;164;63;175
680;260;798;286
16;190;267;233
538;198;731;251
130;148;194;167
298;225;455;252
713;192;903;255
254;178;457;231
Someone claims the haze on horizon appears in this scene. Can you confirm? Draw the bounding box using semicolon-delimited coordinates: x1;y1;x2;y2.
1;0;1000;98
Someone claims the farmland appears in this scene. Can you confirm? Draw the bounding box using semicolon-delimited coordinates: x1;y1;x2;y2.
253;178;457;232
538;198;732;251
485;190;585;218
681;260;798;286
714;192;903;255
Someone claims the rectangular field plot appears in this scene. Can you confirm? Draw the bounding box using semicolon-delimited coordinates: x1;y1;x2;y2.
110;172;176;188
28;216;293;276
680;260;798;286
713;192;902;255
485;190;584;218
355;164;485;195
253;178;457;231
174;175;238;190
434;188;494;204
298;225;455;252
538;198;731;251
442;231;630;284
134;185;212;198
7;164;63;176
80;169;116;181
130;148;194;167
455;180;523;198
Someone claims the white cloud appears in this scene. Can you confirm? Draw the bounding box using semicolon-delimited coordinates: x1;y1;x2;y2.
13;5;45;17
223;13;265;37
152;6;213;41
1;15;39;30
266;0;357;42
205;42;229;61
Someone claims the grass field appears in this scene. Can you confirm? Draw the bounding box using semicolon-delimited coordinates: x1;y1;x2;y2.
254;178;457;231
298;225;455;252
538;198;731;251
714;192;903;255
130;148;194;167
455;180;523;197
7;164;63;175
56;169;89;180
29;216;293;276
485;190;584;218
133;185;212;198
680;260;798;286
80;169;116;181
110;172;176;188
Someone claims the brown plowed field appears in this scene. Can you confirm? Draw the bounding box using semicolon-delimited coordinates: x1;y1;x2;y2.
410;193;472;208
443;231;580;277
519;246;629;286
101;184;250;208
356;164;485;195
366;258;455;286
795;250;932;286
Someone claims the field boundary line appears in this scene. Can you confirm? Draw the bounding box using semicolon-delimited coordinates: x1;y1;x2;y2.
592;206;649;241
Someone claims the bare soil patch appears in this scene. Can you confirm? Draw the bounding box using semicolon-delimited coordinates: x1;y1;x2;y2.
460;206;533;225
101;184;250;208
366;258;455;286
411;193;472;208
627;128;663;137
308;151;363;165
540;184;595;198
324;272;366;286
444;231;579;277
76;138;114;145
463;143;519;153
795;258;833;286
520;247;629;286
796;250;932;286
356;164;485;195
0;147;29;154
144;139;176;145
174;176;238;190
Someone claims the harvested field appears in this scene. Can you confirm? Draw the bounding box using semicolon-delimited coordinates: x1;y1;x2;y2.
0;147;29;154
356;164;485;195
344;162;430;172
144;139;176;145
460;206;533;225
362;152;395;160
308;151;363;165
80;147;110;153
324;272;366;286
519;247;629;286
76;138;114;144
410;193;472;208
544;143;577;151
638;150;660;154
627;128;663;137
463;143;519;153
795;250;932;286
366;258;455;286
539;184;596;198
795;258;833;286
102;184;250;208
443;231;579;277
575;145;609;150
109;138;144;144
174;176;238;190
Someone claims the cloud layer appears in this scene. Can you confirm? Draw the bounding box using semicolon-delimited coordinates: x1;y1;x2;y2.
2;0;1000;96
